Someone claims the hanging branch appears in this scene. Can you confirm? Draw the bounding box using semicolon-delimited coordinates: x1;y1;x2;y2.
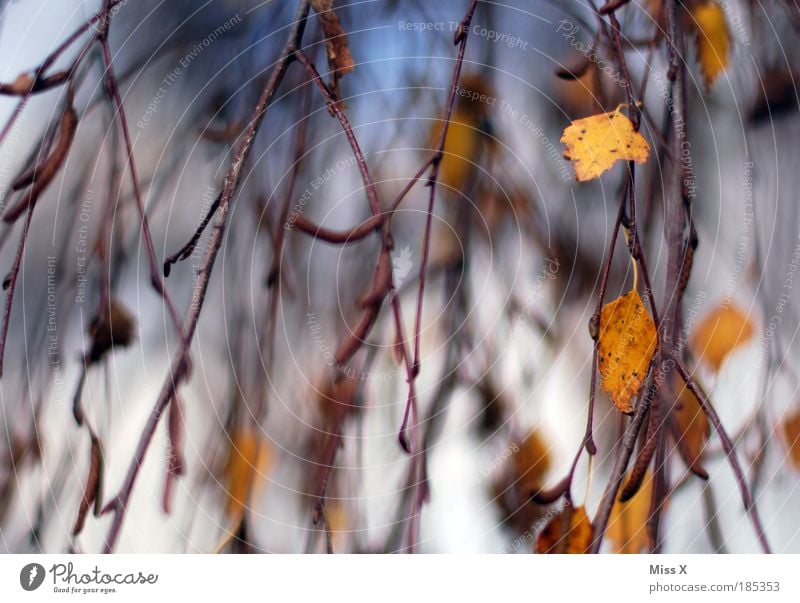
288;0;478;553
99;0;312;553
536;0;664;527
673;359;772;554
96;0;185;339
589;366;657;553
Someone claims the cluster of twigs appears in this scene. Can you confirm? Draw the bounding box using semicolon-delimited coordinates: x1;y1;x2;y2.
0;0;781;554
0;0;484;553
529;0;771;554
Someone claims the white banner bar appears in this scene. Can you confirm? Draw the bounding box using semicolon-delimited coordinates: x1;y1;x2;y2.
1;554;798;601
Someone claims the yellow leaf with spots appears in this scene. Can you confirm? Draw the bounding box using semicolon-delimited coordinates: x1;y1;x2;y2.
560;108;650;182
606;472;653;554
222;429;272;520
692;1;730;88
536;505;593;554
689;303;754;372
598;290;658;414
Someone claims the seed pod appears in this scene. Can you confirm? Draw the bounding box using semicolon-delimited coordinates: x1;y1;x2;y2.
72;434;104;536
3;104;78;223
0;72;34;96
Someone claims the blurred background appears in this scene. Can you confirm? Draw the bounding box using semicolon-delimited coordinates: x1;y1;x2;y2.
0;0;799;553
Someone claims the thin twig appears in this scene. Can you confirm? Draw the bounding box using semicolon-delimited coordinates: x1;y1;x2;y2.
99;0;312;552
673;359;771;554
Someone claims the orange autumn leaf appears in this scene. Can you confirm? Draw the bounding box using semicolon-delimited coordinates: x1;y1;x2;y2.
690;303;754;372
597;289;658;413
536;505;593;554
511;429;552;494
780;411;800;470
223;429;271;520
606;472;653;554
671;372;710;476
561;107;650;181
691;1;730;88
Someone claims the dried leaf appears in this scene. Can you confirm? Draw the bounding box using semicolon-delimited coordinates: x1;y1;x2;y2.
671;372;710;477
6;73;34;95
167;396;185;477
310;0;355;79
72;434;104;536
560;107;650;181
511;429;551;495
536;505;593;554
3;104;78;223
607;471;653;554
223;429;271;520
490;429;551;534
780;411;800;470
691;1;730;88
689;303;754;372
86;298;136;364
162;396;186;514
597;289;658;413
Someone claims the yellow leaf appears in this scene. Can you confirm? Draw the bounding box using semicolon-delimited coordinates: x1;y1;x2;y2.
560;107;650;182
689;303;754;372
223;429;271;520
438;109;480;193
606;472;653;554
536;505;593;554
692;1;730;88
598;290;658;413
780;411;800;470
325;502;350;551
671;372;710;475
434;75;494;193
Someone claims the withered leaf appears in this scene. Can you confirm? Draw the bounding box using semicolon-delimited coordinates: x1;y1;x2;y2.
72;434;104;536
86;298;136;364
671;372;710;478
511;429;552;495
3;104;78;223
310;0;355;80
536;505;593;554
